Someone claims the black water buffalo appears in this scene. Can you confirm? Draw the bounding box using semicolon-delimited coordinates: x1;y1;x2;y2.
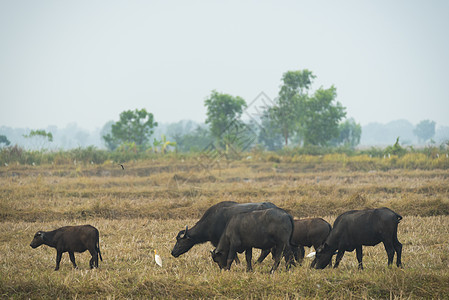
210;207;295;273
314;207;403;269
256;217;331;267
171;201;278;258
30;225;102;270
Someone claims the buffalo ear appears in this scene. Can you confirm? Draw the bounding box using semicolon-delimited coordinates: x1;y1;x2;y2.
211;249;222;258
178;226;189;239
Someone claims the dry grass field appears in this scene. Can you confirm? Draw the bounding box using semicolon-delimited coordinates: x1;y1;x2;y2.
1;158;449;299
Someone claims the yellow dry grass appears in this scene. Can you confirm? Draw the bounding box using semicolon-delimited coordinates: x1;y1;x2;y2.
1;159;449;299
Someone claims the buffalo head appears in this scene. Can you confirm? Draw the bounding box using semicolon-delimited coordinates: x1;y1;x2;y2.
314;243;335;269
30;231;46;248
210;249;227;269
171;226;195;257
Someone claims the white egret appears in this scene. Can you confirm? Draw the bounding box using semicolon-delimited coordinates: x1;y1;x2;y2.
306;251;316;258
154;249;162;267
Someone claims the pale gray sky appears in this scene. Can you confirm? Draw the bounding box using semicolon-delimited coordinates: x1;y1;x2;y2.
1;0;448;131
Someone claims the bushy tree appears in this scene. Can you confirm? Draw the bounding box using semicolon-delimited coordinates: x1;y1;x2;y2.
414;120;436;143
23;130;53;150
101;121;119;151
23;130;53;142
258;110;284;150
102;109;157;151
264;69;346;147
331;118;361;148
175;126;213;152
301;86;346;146
270;70;315;146
0;135;10;147
204;90;247;150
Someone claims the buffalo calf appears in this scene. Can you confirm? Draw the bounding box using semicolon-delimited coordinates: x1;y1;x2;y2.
291;218;332;267
314;207;402;270
257;217;331;267
30;225;103;270
211;208;295;273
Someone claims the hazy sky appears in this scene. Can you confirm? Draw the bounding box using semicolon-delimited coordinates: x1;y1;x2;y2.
1;0;448;131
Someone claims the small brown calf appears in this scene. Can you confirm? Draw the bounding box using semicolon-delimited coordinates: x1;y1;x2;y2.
30;225;102;270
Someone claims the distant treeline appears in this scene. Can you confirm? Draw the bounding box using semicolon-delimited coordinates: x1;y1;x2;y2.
2;69;448;151
1;119;449;152
361;119;449;146
1;142;448;171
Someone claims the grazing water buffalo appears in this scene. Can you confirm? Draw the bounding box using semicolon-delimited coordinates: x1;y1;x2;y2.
171;201;278;258
30;225;102;270
256;217;332;267
210;207;295;273
314;207;403;270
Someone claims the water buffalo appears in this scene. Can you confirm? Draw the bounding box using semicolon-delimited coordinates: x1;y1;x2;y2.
256;217;332;267
171;201;278;258
210;207;295;273
314;207;403;269
30;225;102;270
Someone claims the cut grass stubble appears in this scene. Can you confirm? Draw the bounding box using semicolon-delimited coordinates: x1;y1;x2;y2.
1;161;449;298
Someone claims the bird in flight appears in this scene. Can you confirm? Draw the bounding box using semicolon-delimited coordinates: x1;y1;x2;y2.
119;164;125;170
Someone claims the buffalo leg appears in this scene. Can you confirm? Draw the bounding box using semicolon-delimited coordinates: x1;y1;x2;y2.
55;250;63;271
283;245;295;270
270;245;284;274
226;249;237;270
356;246;363;270
256;249;271;264
88;249;98;268
394;241;402;268
383;241;395;267
68;251;77;269
234;255;241;264
393;234;403;268
245;249;253;272
334;250;345;268
292;246;299;262
297;246;305;265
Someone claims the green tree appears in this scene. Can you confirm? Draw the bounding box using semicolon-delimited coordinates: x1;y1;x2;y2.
23;130;53;149
101;121;119;151
102;109;157;150
302;86;346;146
331;118;361;148
413;120;436;143
258;110;284;150
23;130;53;142
0;135;10;147
174;126;213;152
204;90;247;149
270;70;316;146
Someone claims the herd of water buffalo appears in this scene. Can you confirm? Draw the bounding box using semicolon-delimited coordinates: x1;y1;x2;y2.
30;201;403;273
